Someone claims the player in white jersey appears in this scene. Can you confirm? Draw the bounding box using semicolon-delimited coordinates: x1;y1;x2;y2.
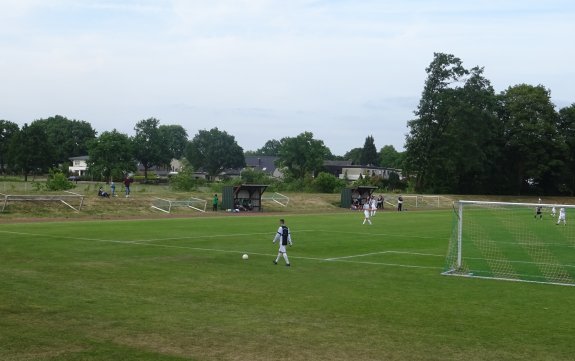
370;197;377;216
551;206;556;218
273;219;293;266
557;207;566;225
362;202;372;225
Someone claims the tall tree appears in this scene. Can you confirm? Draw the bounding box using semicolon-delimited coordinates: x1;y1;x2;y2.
159;124;188;160
405;53;469;192
8;123;54;181
557;104;575;195
500;84;559;194
254;139;282;156
87;130;136;181
33;115;96;164
132;118;170;180
441;66;501;194
0;120;19;174
360;135;378;166
185;128;245;179
276;132;330;180
379;145;400;168
344;148;362;165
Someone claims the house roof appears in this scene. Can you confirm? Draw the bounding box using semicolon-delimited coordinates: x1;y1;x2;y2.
324;160;353;166
244;156;278;174
69;155;89;161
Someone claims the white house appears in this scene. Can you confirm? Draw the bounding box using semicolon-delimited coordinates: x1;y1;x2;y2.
69;156;89;176
339;165;402;181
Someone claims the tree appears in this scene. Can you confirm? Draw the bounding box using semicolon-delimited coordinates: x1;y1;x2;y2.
87;130;136;181
379;145;400;168
8;123;54;181
33;115;96;164
276;132;330;180
500;84;559;194
185;128;245;179
0;120;19;174
132;118;171;180
360;135;378;166
343;148;362;165
405;53;501;194
557;104;575;195
253;139;282;156
441;66;501;194
405;53;469;192
159;124;188;160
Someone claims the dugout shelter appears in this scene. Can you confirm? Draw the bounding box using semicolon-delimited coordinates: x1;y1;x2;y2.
222;184;268;212
341;186;377;209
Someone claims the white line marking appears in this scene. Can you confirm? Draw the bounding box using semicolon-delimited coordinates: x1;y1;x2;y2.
326;251;391;261
0;230;443;270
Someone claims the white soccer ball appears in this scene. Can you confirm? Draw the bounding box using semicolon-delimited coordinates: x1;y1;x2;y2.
242;254;249;260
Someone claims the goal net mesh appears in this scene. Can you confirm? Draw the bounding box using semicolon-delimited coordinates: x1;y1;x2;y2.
443;200;575;286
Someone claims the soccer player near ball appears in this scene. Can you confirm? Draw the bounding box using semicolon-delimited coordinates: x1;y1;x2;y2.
273;219;292;266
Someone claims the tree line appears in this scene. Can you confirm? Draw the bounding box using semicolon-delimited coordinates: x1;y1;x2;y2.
0;117;402;186
2;51;573;195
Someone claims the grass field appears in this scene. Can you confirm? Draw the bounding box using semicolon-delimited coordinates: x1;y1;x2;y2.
1;208;575;360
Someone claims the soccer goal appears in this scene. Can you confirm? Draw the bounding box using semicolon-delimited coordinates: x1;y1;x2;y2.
151;197;207;214
0;191;85;213
443;200;575;287
262;192;290;207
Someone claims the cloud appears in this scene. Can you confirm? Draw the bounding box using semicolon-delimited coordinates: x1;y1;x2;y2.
0;0;573;156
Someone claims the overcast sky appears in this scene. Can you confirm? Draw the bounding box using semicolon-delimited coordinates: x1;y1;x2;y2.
1;0;573;156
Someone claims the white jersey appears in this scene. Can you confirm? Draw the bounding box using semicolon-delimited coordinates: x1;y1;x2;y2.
558;208;566;220
273;225;292;253
363;202;371;218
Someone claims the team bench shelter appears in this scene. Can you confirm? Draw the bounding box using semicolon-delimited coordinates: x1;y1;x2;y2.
340;186;378;209
222;184;268;212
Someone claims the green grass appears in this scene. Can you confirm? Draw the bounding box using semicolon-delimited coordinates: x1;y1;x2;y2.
1;210;575;360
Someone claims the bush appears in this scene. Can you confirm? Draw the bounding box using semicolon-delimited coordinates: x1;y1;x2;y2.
46;169;75;191
169;168;197;191
313;172;345;193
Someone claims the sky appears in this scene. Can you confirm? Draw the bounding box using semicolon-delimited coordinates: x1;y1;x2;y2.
1;0;574;156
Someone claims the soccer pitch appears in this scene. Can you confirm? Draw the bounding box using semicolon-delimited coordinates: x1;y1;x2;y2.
1;210;574;361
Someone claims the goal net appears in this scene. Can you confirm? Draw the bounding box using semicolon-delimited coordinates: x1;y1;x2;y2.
151;197;207;213
383;195;450;209
443;200;575;287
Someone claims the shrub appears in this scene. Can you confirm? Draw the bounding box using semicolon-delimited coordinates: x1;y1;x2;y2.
169;168;197;191
46;169;75;191
313;172;345;193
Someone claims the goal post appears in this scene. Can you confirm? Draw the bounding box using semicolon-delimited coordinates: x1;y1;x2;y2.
443;200;575;287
